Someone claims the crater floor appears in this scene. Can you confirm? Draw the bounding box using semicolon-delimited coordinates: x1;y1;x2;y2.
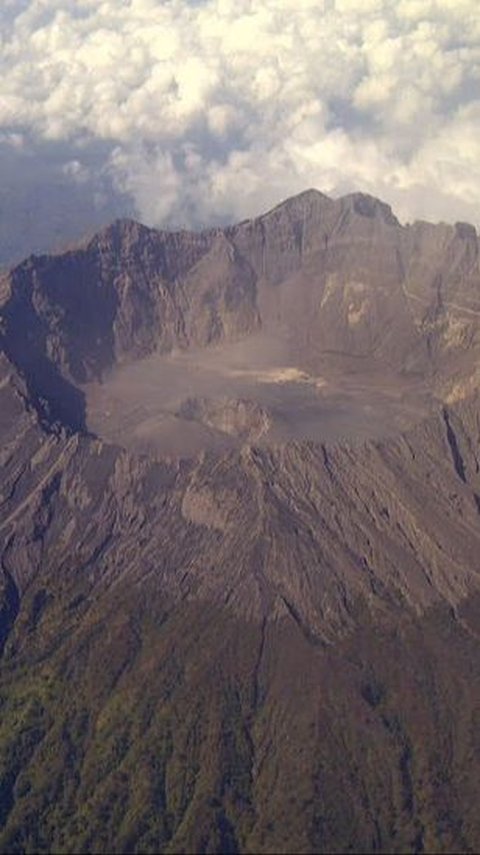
86;332;435;456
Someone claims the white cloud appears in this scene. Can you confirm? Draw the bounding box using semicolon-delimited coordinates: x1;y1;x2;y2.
0;0;479;234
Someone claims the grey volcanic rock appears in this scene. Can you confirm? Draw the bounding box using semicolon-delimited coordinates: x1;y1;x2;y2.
176;397;270;442
1;189;480;853
2;187;479;422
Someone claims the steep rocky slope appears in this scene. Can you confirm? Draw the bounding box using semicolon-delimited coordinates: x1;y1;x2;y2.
1;190;480;853
2;189;480;398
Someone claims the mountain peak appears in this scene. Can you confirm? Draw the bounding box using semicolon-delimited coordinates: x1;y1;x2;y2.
340;191;399;225
263;187;333;218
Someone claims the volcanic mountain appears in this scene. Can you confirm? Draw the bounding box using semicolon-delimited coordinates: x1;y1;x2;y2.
1;189;480;853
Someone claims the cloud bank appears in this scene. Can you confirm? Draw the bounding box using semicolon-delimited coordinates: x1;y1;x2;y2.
1;0;479;242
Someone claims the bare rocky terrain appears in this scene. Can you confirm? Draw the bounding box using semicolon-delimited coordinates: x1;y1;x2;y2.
1;189;480;853
85;335;434;455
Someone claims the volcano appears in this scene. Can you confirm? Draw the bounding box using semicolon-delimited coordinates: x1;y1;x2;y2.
1;189;480;853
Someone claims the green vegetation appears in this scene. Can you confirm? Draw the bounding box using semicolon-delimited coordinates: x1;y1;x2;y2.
0;578;479;853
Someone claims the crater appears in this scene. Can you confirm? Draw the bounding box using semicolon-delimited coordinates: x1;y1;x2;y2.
85;331;434;457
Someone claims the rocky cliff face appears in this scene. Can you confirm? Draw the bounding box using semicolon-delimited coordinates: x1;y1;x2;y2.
2;189;480;409
1;190;480;853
